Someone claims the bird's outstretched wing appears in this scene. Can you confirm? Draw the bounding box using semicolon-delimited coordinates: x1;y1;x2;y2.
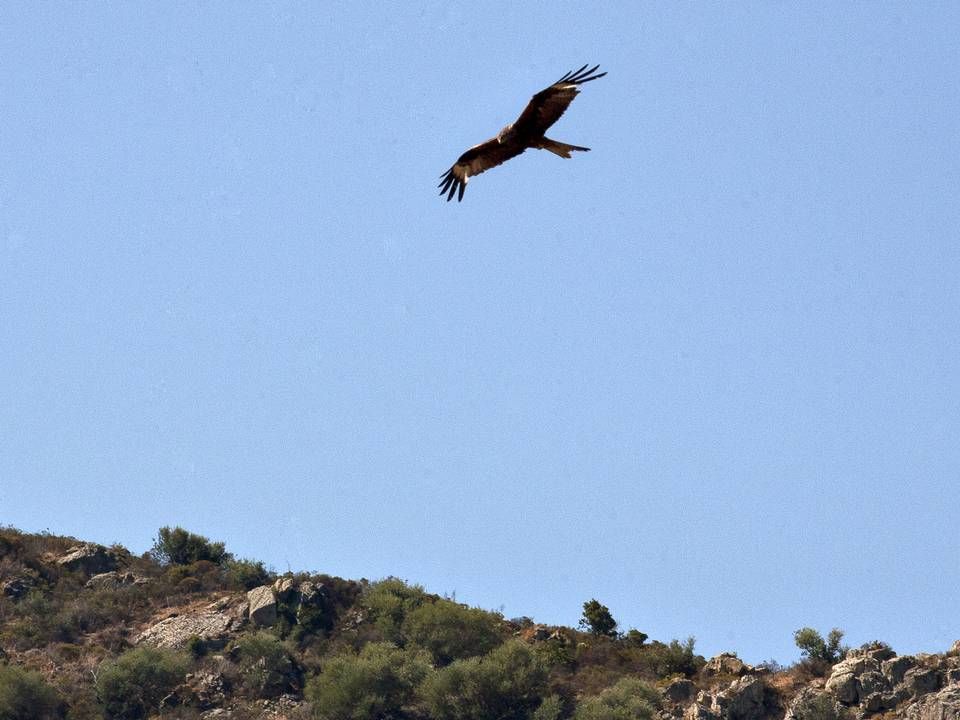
437;138;526;202
511;64;607;137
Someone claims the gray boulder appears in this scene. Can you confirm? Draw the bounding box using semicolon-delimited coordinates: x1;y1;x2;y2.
1;575;36;600
57;543;118;575
859;670;889;697
884;656;919;685
904;667;942;696
247;585;277;627
273;576;296;603
703;653;750;677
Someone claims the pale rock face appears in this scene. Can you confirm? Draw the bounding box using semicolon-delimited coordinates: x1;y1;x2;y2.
684;674;774;720
56;544;118;575
884;655;919;685
904;686;960;720
273;576;296;602
247;585;278;627
137;611;238;649
702;653;750;677
85;571;150;590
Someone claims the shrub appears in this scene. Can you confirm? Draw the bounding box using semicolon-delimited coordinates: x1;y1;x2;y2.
224;557;272;590
306;642;432;720
95;647;189;719
532;695;565;720
403;599;503;665
579;600;618;638
0;663;61;720
794;628;847;664
419;640;549;720
361;578;428;644
638;637;702;678
572;677;660;720
235;631;301;698
149;526;230;566
623;629;648;647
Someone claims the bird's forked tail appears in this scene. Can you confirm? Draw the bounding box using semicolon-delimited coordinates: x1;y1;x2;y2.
540;138;591;158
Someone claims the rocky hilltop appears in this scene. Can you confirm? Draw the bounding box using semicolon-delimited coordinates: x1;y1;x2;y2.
1;526;958;720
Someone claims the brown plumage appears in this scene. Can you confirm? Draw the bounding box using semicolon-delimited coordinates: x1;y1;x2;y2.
438;64;607;202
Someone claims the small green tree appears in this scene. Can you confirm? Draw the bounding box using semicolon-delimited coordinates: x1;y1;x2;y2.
794;627;847;664
149;526;231;565
579;599;618;638
95;647;189;719
306;642;432;720
573;677;661;720
0;664;61;720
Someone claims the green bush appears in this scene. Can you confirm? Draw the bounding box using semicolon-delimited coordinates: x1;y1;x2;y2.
623;629;648;646
224;557;272;590
361;579;428;644
0;663;61;720
306;642;432;720
419;640;549;720
794;628;847;664
532;695;564;720
95;647;189;719
403;599;503;665
149;526;231;566
638;637;702;678
579;599;618;638
572;677;660;720
235;631;301;698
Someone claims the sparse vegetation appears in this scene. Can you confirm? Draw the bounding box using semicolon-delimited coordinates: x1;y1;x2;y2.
0;526;936;719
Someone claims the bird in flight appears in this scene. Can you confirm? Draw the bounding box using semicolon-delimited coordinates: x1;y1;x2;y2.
438;64;607;202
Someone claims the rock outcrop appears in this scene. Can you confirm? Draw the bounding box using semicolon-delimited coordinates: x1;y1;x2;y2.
1;574;36;600
247;585;278;627
905;685;960;720
685;675;777;720
56;543;118;575
137;598;247;649
85;570;150;590
703;653;752;678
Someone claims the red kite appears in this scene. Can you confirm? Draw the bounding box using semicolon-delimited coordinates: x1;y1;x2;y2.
439;64;607;202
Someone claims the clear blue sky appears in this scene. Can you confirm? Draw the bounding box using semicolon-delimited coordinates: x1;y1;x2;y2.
2;2;959;664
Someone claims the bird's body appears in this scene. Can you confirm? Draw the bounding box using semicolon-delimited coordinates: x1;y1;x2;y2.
439;64;606;202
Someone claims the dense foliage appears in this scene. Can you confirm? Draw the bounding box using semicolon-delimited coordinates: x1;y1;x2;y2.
0;663;61;720
95;647;189;719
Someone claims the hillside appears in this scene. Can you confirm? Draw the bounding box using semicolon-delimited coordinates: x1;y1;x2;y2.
1;526;958;720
